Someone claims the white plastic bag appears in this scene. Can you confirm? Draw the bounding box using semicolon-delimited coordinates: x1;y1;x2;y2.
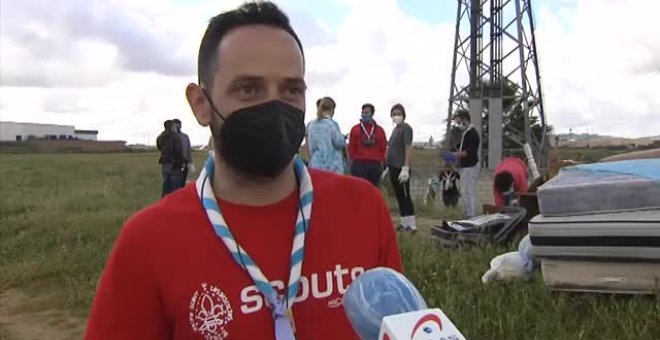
481;251;531;284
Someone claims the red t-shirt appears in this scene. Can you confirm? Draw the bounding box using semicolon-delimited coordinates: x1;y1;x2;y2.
493;157;529;207
347;121;387;163
84;170;402;340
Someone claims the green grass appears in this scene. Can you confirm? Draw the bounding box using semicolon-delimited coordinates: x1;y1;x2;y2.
1;151;659;339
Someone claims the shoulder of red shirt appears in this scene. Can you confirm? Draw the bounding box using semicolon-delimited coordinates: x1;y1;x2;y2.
121;169;386;237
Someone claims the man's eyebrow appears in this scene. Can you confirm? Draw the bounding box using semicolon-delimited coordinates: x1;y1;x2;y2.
282;77;307;88
229;75;264;83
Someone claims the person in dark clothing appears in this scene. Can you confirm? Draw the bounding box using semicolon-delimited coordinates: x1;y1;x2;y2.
452;111;480;217
385;103;416;233
439;155;461;208
156;120;172;151
173;119;195;187
347;103;388;186
157;120;186;197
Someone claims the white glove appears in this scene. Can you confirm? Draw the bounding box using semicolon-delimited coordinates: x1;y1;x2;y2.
380;167;389;181
398;166;410;183
188;163;197;174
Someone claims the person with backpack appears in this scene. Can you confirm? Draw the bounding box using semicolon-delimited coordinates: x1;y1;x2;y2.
172;119;196;186
156;120;185;197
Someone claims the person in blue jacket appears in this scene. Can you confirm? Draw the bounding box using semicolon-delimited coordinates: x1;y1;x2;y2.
306;97;346;174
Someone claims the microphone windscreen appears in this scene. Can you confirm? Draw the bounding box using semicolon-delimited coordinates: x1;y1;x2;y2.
342;267;427;340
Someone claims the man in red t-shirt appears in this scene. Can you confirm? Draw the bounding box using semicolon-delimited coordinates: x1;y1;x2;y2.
84;2;402;340
493;156;529;207
347;103;388;186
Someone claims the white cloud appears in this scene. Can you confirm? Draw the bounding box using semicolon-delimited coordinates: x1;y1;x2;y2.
1;0;660;147
535;0;660;137
305;0;456;142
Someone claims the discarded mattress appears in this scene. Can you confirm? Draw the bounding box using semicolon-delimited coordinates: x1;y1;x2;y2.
529;209;660;260
537;159;660;216
541;258;660;295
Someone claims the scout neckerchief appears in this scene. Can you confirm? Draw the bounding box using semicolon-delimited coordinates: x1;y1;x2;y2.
196;153;313;340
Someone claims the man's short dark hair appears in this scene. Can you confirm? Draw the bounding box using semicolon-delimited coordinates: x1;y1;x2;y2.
454;110;471;122
494;171;514;193
172;119;181;125
164;120;174;130
362;103;375;114
316;98;322;108
197;1;305;89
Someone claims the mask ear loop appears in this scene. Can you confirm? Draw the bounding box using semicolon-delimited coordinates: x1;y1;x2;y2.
200;86;227;122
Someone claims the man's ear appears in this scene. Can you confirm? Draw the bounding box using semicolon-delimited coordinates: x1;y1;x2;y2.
186;83;211;127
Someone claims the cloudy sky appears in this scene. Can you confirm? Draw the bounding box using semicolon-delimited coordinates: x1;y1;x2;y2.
1;0;659;145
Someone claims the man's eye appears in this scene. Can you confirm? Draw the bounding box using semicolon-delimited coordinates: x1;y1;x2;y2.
238;84;257;94
284;85;305;97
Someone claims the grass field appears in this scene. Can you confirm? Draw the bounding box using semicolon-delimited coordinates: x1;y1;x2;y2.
1;151;659;339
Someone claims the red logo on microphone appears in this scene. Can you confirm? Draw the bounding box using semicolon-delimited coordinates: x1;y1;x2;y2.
411;313;443;338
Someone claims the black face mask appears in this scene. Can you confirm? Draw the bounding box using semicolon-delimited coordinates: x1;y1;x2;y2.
208;97;306;178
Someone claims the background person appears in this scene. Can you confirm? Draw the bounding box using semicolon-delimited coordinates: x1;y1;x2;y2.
156;120;185;197
385;103;416;233
453;111;480;218
305;97;346;174
348;103;387;186
172;118;195;185
493;155;529;207
439;153;461;208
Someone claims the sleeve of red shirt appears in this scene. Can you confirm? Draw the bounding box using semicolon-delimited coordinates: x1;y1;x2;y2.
515;164;529;193
377;126;388;163
375;190;403;272
493;185;505;207
84;213;169;340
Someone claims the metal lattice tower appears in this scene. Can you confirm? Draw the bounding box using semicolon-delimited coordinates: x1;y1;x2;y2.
446;0;549;170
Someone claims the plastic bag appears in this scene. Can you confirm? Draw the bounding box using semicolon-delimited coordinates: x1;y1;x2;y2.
481;234;537;284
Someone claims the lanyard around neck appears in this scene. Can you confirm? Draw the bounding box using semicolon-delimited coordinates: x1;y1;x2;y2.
360;122;375;139
195;154;314;339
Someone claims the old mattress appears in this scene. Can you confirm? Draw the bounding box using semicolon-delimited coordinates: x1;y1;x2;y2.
529;209;660;260
536;159;660;216
541;258;660;295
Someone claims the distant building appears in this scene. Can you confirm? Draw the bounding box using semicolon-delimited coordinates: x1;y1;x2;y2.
0;121;98;142
412;141;440;150
74;129;99;141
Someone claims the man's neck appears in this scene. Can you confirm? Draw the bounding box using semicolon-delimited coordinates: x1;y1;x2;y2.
211;156;297;206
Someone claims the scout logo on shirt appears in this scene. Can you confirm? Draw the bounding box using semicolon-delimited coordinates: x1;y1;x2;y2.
189;283;234;340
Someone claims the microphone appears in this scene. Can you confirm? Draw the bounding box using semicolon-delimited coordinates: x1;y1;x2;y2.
342;267;466;340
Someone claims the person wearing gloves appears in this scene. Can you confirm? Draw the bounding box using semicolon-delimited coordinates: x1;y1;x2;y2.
385;103;416;233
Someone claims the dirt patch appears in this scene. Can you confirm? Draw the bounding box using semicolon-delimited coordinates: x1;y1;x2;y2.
0;290;85;340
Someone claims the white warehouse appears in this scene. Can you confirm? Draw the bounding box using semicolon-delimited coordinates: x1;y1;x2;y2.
0;121;98;142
